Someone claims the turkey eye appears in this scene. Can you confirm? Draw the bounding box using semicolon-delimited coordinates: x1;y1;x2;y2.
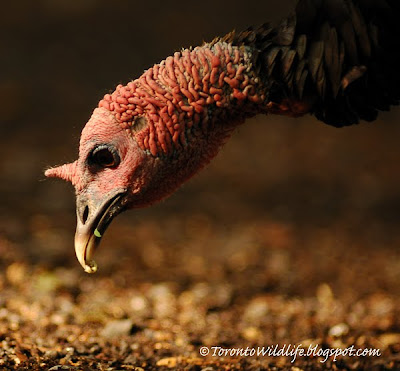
90;145;120;168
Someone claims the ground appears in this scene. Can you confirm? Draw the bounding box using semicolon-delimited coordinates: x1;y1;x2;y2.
2;114;400;370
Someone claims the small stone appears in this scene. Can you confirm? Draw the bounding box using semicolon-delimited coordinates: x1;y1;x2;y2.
65;346;75;354
35;271;61;293
242;326;262;341
156;357;179;368
124;353;138;364
101;319;133;338
378;333;400;348
6;263;27;286
130;295;148;312
316;283;334;304
50;313;66;325
244;297;269;320
44;350;59;359
329;323;349;337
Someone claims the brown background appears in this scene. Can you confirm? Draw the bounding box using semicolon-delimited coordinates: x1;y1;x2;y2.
1;0;400;263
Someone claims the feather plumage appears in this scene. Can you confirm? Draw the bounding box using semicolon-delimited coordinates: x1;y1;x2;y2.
225;0;400;126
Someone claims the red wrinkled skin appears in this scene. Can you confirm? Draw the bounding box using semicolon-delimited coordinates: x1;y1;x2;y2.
98;42;266;157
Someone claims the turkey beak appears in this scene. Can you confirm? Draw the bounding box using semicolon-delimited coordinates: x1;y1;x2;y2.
74;190;126;273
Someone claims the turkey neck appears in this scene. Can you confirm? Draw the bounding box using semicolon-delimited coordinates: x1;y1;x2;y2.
99;41;269;158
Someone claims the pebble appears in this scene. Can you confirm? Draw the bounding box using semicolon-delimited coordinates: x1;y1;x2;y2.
6;263;27;286
156;356;179;368
316;283;334;304
241;326;262;341
329;323;349;337
101;319;134;338
378;333;400;348
130;295;148;312
243;297;269;320
44;350;59;359
35;271;61;293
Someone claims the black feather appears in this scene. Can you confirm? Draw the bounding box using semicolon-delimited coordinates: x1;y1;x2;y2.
265;0;399;126
222;0;399;127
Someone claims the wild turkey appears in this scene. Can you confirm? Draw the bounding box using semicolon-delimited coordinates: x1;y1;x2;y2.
46;0;400;272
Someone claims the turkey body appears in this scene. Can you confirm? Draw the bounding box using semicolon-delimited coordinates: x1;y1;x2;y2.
233;0;400;126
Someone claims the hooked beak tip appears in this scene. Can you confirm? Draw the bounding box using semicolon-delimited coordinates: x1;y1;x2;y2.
73;190;126;273
84;261;98;274
74;226;98;274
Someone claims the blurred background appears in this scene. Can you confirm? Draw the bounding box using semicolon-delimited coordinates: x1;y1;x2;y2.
1;0;400;368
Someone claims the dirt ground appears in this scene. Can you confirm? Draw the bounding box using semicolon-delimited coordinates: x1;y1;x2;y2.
2;1;400;370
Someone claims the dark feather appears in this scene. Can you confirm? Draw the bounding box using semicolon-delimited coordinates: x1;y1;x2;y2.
224;0;399;127
262;0;399;127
